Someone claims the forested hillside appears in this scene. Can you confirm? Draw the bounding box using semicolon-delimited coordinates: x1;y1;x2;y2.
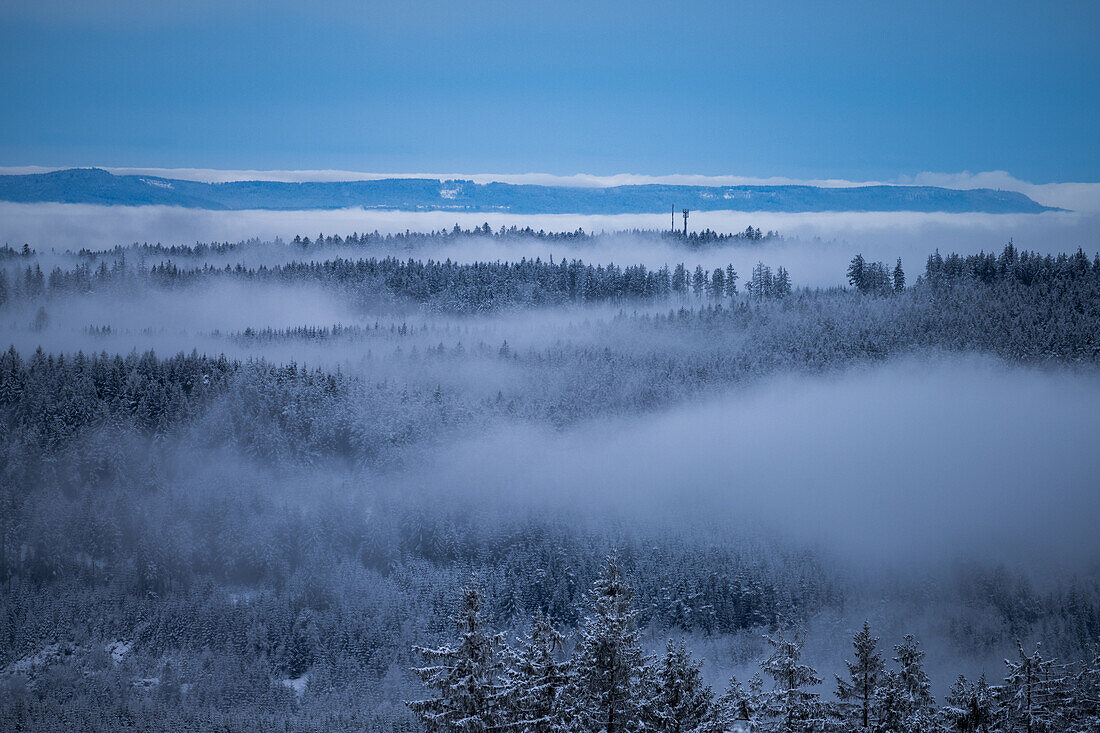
1;231;1098;731
0;168;1056;213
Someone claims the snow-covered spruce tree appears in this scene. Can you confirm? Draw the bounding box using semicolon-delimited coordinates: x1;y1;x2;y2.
847;254;866;292
892;259;905;292
864;261;892;295
1069;651;1100;731
693;266;707;296
407;581;507;732
774;267;792;299
652;639;715;732
748;262;775;300
997;642;1068;733
758;629;830;733
500;610;569;732
725;264;739;296
938;674;996;733
875;634;935;733
709;268;726;299
835;621;885;732
872;668;902;733
562;555;652;733
711;674;764;732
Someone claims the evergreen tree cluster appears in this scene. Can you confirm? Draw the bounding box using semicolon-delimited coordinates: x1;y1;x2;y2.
745;262;792;300
923;240;1098;287
410;569;1100;732
846;255;905;295
4;239;1099;471
69;225;779;261
3;235;1100;731
8;254;755;311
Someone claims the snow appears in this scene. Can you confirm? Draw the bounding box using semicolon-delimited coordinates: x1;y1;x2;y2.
106;640;132;665
3;643;67;676
280;673;309;699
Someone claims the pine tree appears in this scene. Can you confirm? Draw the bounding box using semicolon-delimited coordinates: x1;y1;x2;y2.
876;634;935;733
925;249;944;282
673;264;688;295
711;674;764;732
725;264;739;296
835;621;885;731
692;266;707;296
774;267;792;298
749;262;774;301
502;611;569;732
893;258;905;292
759;629;829;732
710;268;726;300
863;261;890;295
653;639;714;732
408;582;507;732
847;254;866;292
939;674;995;733
1069;651;1100;731
563;555;651;733
875;669;908;733
998;642;1068;733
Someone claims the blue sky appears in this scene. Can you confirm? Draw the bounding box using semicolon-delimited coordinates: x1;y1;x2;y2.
2;1;1097;182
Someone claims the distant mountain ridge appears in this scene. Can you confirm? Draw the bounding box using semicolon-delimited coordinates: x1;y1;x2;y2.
0;167;1059;214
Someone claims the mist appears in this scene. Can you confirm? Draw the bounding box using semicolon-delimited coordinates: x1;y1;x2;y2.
405;356;1100;570
3;218;1099;729
3;202;1099;288
7;0;1099;724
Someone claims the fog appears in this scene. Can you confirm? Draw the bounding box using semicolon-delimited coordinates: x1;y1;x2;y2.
5;221;1098;571
4;213;1099;728
7;255;1098;574
4;202;1099;290
406;356;1100;570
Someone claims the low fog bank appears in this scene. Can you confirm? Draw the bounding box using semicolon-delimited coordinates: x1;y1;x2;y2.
0;280;657;383
0;279;362;359
3;203;1098;288
400;355;1100;571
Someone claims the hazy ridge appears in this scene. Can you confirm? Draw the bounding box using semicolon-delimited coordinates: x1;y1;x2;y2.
0;168;1058;214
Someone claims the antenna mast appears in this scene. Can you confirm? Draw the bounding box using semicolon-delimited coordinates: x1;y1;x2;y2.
682;209;689;237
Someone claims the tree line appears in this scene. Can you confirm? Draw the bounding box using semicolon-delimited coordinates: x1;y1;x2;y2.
4;248;1099;472
410;559;1100;733
7;241;1100;317
64;225;779;261
2;256;799;311
3;243;1100;730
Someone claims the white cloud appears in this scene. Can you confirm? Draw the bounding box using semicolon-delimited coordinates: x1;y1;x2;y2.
3;203;1098;292
408;356;1100;567
899;170;1100;213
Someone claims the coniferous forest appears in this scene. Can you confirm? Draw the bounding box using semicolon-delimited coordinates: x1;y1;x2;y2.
6;1;1100;730
1;227;1099;731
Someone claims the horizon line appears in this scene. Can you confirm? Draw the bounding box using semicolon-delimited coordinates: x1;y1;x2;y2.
3;165;1099;212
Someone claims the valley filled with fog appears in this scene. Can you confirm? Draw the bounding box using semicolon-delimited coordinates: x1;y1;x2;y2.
1;217;1098;731
3;200;1100;283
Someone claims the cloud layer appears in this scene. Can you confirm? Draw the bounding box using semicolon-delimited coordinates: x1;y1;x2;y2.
3;203;1097;289
409;356;1100;570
